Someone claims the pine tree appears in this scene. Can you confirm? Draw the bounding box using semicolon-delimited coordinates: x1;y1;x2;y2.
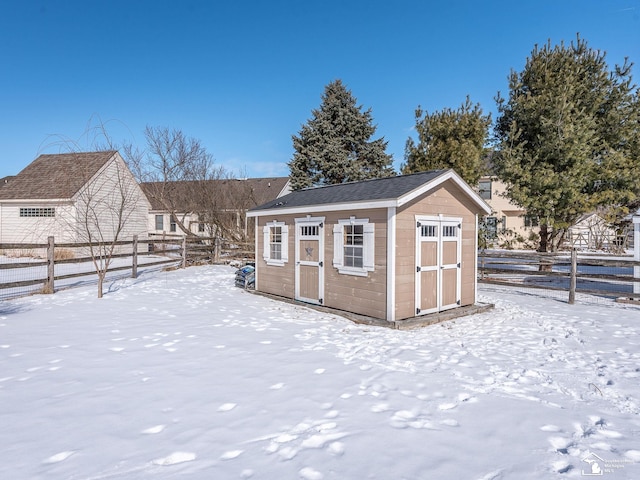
402;96;491;185
289;80;394;190
494;35;640;251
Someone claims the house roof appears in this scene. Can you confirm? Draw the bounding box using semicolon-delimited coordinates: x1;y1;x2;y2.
140;177;290;212
248;169;491;216
0;151;117;201
0;176;15;187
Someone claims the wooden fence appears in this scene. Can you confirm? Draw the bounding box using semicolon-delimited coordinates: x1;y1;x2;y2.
0;235;255;300
479;249;640;303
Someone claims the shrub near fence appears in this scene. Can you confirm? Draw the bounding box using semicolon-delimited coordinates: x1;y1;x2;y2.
0;235;256;300
478;249;640;304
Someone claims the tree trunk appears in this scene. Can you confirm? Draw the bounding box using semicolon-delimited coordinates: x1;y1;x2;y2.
538;224;549;253
538;224;553;272
97;271;104;298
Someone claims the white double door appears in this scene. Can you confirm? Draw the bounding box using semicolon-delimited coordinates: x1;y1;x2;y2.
415;216;462;315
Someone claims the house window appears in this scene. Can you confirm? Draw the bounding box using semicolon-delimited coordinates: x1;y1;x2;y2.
155;215;164;231
478;180;492;200
483;216;497;238
19;207;55;217
170;219;177;232
198;214;205;233
333;218;374;276
262;221;288;266
524;214;539;228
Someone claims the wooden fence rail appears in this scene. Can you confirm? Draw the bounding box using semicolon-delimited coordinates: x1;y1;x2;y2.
0;235;255;299
479;249;640;303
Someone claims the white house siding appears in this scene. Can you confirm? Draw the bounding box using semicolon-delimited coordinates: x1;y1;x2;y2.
73;156;150;254
0;202;76;244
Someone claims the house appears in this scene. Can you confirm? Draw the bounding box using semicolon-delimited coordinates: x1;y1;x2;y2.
477;175;539;248
478;176;631;251
0;151;150;249
247;170;491;325
141;177;290;240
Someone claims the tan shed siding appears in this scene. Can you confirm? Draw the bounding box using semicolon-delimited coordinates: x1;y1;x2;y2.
255;208;388;319
255;214;296;298
323;209;388;319
395;183;479;320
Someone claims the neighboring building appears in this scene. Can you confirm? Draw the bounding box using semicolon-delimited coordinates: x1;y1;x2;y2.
247;170;491;324
142;177;290;239
567;213;618;250
477;176;539;248
0;151;150;248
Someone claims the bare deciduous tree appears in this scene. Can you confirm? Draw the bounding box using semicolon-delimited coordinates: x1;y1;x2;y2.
124;126;255;245
125;126;229;238
73;154;147;298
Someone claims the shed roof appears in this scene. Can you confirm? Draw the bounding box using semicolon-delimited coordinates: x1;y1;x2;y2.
0;151;116;201
248;169;491;216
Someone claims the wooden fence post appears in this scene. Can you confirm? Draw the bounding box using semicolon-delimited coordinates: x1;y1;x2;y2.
568;248;577;304
44;236;55;294
214;236;221;263
132;235;138;278
182;236;187;269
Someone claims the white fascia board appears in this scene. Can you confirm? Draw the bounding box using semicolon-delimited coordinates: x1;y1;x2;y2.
0;198;73;204
247;199;397;217
397;170;492;215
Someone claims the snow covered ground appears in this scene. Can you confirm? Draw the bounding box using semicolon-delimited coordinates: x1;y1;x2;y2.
1;265;639;479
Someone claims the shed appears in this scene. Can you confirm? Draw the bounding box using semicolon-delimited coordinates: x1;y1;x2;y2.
247;169;492;324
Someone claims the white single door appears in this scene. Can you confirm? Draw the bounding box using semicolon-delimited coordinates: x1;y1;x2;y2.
415;217;462;315
295;217;325;305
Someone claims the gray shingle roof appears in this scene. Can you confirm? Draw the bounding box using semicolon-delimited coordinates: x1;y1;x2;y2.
140;177;289;211
0;151;116;200
250;170;448;212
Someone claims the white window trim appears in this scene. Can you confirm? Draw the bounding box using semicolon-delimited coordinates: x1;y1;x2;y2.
263;221;289;266
333;217;374;277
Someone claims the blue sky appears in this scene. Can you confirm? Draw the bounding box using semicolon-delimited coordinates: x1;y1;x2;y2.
1;0;639;179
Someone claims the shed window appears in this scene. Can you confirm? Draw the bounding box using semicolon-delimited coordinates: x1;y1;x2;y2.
263;221;289;266
20;207;55;217
344;224;364;268
333;218;374;276
443;225;458;237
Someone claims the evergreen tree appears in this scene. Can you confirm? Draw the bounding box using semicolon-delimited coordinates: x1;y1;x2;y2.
402;96;491;185
289;80;394;190
494;35;640;251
